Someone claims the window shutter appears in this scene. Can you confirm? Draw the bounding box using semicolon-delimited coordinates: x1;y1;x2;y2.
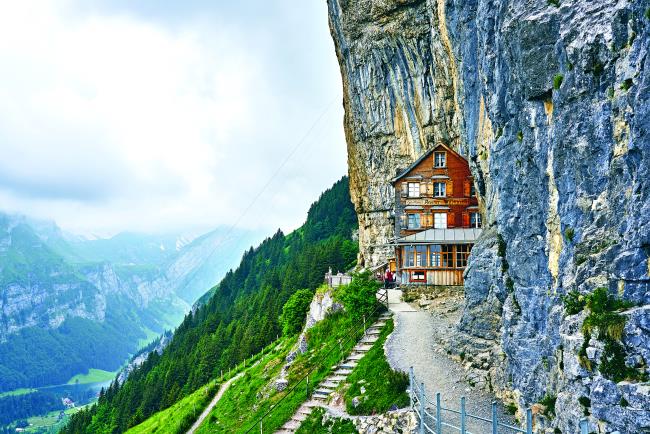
401;183;408;195
400;214;407;229
447;180;453;196
464;180;471;197
447;212;455;228
462;212;470;227
420;183;427;195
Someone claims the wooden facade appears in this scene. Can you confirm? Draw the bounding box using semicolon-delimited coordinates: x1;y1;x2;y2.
391;144;482;286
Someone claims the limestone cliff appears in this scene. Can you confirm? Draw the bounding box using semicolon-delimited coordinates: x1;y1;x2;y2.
328;0;649;432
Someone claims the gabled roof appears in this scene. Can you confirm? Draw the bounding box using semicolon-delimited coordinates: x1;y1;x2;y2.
391;143;468;184
397;228;482;244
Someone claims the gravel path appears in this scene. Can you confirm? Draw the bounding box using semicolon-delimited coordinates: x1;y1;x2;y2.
385;290;517;433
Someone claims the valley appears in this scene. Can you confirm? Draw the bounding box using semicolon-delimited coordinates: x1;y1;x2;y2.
0;213;261;430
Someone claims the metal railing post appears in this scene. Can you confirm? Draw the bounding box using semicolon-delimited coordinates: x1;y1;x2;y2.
419;383;426;434
580;418;589;434
491;401;497;434
409;367;414;408
306;375;309;399
363;315;366;335
260;419;263;434
436;393;441;434
526;408;533;434
461;396;466;434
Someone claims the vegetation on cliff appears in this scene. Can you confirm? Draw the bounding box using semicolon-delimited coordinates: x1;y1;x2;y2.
61;176;358;433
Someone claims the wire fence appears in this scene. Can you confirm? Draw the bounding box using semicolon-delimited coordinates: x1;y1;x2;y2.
409;368;590;434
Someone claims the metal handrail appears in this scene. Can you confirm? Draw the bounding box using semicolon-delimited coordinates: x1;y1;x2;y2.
410;368;542;434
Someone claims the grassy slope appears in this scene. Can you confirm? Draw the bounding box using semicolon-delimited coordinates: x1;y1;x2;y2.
67;369;116;385
125;381;219;434
342;319;409;415
126;339;289;434
194;309;377;434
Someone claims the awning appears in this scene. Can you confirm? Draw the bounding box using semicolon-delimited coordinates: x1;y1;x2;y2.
396;228;482;244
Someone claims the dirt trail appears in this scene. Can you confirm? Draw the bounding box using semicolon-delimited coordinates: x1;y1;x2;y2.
186;372;243;434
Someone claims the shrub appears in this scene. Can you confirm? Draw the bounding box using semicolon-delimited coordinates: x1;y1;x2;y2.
335;271;381;321
279;289;314;336
620;78;633;91
553;74;564;89
539;394;557;417
517;131;523;142
564;227;574;242
562;290;585;315
578;396;591;416
548;0;560;6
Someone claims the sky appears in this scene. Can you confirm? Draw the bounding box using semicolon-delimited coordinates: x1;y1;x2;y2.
0;0;348;238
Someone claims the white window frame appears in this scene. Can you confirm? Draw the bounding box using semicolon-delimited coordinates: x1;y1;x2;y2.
407;213;421;229
470;212;482;228
434;213;447;229
408;182;420;198
434;152;446;168
433;182;446;197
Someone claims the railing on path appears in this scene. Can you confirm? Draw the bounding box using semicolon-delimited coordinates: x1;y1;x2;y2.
409;368;590;434
377;287;389;309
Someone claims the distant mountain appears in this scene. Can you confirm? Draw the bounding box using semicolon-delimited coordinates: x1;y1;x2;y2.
0;212;261;393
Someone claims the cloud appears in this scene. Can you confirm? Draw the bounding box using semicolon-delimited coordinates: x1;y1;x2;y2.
0;1;347;236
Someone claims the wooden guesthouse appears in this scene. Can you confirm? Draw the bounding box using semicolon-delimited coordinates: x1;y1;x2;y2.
390;144;482;286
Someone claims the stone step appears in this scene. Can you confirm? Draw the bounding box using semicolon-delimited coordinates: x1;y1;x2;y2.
297;405;314;415
314;387;334;395
365;328;382;335
321;380;339;389
354;344;374;352
348;352;365;361
334;368;353;375
281;420;301;430
327;374;347;382
360;336;379;344
275;430;294;434
340;360;358;369
293;413;309;422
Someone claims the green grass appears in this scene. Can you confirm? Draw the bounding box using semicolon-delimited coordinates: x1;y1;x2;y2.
0;387;37;398
126;380;219;434
295;407;357;434
21;406;85;433
342;319;409;415
67;368;116;385
195;308;381;433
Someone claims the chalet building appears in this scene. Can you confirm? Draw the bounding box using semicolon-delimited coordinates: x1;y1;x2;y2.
390;144;482;286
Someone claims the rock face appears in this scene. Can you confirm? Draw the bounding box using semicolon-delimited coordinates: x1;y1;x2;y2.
328;0;649;432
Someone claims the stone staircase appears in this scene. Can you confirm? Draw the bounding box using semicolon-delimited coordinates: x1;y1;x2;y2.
275;311;392;434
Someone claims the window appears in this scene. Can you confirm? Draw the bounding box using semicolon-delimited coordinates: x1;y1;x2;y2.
411;271;426;281
434;152;446;168
441;245;454;267
415;245;427;267
403;246;414;267
470;183;476;197
470;212;482;228
456;245;471;268
434;182;446;197
434;213;447;229
407;214;421;229
408;182;420;197
429;245;442;268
